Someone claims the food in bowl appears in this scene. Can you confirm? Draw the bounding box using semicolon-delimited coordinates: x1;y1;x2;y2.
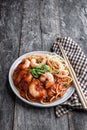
13;53;72;104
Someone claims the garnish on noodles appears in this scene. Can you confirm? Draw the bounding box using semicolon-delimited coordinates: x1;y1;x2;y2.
30;65;52;78
13;53;72;104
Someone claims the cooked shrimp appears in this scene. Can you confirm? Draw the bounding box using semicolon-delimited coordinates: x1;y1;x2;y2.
29;80;46;99
18;59;30;69
30;58;46;68
23;73;33;84
40;72;55;89
13;70;26;85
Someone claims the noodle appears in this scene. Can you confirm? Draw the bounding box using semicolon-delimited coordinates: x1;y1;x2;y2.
13;53;72;104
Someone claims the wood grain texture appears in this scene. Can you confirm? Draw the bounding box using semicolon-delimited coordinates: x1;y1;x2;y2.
59;0;87;55
68;111;87;130
0;0;87;130
19;0;42;54
59;0;87;130
40;0;69;129
40;0;60;51
14;100;69;130
13;0;69;130
0;0;23;130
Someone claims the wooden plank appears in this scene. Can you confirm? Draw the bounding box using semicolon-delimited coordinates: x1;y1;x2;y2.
13;0;44;130
68;111;87;130
13;0;69;130
19;0;42;55
0;0;23;130
59;0;87;130
59;0;87;55
40;0;60;51
40;0;69;129
14;99;69;130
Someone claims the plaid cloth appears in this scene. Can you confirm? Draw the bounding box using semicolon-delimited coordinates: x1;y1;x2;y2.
52;37;87;117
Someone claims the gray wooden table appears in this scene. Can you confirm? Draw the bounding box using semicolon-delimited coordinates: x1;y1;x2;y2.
0;0;87;130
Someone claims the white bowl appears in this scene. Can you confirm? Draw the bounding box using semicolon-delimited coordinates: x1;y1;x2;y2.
9;51;75;107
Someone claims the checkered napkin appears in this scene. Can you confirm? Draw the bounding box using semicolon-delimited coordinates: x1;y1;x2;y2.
51;37;87;117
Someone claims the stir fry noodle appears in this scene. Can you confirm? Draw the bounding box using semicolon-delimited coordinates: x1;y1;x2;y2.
13;53;72;104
